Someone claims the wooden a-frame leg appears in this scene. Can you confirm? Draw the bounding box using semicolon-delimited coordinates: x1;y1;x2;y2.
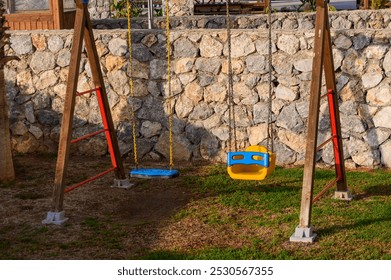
53;2;86;214
290;1;327;243
42;2;86;225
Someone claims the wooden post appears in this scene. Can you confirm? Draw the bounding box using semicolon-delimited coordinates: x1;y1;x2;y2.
0;2;18;181
294;1;327;243
0;68;15;181
52;1;86;213
52;0;64;29
290;0;350;243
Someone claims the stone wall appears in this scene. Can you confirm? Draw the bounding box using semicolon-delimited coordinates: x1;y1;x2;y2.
164;0;194;17
88;0;112;19
92;9;391;29
5;17;391;168
89;0;193;18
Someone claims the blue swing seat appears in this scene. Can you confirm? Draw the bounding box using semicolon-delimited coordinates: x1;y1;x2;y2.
129;168;179;179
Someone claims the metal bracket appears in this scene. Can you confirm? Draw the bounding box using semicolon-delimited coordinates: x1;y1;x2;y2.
290;226;317;243
111;179;134;189
334;190;353;201
42;211;69;225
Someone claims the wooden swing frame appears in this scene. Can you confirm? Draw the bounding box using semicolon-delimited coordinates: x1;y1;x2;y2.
290;0;351;243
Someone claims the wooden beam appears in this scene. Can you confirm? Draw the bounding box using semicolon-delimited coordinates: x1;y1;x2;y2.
0;14;17;181
52;0;64;29
52;1;86;212
298;0;327;229
0;68;15;181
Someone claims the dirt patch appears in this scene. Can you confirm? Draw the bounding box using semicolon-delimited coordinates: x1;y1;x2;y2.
0;154;232;259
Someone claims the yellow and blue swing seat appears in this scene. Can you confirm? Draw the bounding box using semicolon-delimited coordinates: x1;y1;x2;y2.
227;145;276;180
129;168;179;179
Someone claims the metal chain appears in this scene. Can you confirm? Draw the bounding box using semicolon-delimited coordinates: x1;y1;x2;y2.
127;0;139;167
226;0;237;152
266;1;274;153
166;0;174;168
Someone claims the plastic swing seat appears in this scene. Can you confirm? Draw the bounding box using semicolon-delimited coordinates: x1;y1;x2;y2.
227;145;276;180
129;168;179;179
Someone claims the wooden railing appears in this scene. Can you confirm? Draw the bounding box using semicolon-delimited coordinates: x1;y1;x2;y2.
194;0;269;15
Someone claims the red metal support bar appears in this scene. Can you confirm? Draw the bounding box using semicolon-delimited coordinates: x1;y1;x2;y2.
64;87;118;194
95;87;118;169
327;89;343;179
76;87;99;96
70;129;107;144
64;167;116;193
312;89;345;203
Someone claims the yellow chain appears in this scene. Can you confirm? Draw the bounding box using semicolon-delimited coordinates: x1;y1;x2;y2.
127;0;138;167
166;0;174;168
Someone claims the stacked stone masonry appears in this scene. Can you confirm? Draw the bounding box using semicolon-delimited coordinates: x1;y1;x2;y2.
92;10;391;30
5;10;391;168
88;0;112;19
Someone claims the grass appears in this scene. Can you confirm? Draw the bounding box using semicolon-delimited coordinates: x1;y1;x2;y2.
0;155;390;260
162;164;391;260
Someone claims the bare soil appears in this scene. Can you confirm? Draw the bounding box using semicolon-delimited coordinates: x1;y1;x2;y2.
0;154;262;259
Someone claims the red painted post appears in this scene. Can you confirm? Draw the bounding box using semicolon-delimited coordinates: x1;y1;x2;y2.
327;89;343;180
95;87;118;169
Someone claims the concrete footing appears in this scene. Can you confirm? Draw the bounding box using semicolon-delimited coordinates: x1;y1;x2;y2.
334;190;353;201
111;179;134;189
42;211;69;225
290;226;317;243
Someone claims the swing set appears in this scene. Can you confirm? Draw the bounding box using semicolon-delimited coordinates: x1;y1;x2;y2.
44;0;351;241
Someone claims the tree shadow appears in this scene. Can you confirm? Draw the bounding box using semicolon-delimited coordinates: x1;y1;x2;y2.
354;183;391;200
317;215;391;238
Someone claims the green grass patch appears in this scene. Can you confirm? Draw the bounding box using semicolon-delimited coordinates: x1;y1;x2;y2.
161;165;391;260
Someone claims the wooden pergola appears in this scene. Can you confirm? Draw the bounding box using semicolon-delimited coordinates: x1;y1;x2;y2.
3;0;76;30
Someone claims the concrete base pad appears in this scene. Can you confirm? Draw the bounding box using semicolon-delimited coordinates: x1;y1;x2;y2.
290;226;317;243
111;179;134;189
334;190;353;201
42;211;69;225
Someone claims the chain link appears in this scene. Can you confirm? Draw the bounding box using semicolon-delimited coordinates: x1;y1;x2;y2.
127;0;139;167
166;0;174;168
226;0;237;152
266;1;274;153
